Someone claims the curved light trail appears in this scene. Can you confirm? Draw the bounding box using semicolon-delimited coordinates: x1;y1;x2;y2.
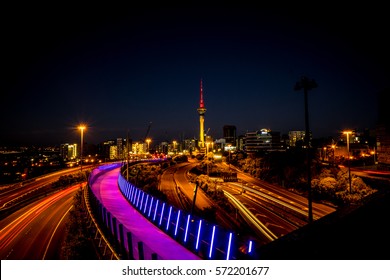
0;183;84;259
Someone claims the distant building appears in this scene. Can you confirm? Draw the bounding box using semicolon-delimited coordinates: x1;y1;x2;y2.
213;138;226;153
109;146;118;160
99;139;128;161
223;125;236;145
376;89;390;168
244;129;282;153
156;141;169;155
237;135;245;151
60;143;78;161
288;131;306;147
100;140;115;160
182;138;196;154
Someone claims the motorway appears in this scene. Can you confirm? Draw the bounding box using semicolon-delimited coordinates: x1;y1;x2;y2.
0;165;93;210
158;159;336;246
231;163;336;219
0;159;339;260
159;161;246;233
0;183;84;259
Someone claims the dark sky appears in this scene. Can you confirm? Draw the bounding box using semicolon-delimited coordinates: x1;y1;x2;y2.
2;4;389;146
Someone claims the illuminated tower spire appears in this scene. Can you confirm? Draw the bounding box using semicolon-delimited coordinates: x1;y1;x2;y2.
199;79;205;109
197;79;207;150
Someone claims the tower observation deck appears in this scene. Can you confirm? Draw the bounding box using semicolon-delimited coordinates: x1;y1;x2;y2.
197;79;207;152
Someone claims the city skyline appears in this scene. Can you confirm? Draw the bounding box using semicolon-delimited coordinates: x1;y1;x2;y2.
2;4;389;146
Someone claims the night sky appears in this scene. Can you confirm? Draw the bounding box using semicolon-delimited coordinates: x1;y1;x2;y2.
2;4;389;146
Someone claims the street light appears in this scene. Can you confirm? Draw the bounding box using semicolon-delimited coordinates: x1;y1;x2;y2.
146;138;151;154
206;142;211;175
343;130;353;193
294;75;317;223
331;144;336;166
323;147;327;161
78;125;86;173
173;140;177;154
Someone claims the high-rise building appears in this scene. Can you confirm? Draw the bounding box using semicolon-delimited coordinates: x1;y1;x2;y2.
182;138;196;155
101;140;115;160
223;125;236;145
60;143;77;161
245;129;272;152
117;138;123;159
197;79;207;152
288;131;306;147
109;146;118;160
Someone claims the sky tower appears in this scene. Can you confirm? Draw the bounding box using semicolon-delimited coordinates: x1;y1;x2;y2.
197;79;207;151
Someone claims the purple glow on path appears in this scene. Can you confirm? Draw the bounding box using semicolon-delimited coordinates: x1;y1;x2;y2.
89;166;200;260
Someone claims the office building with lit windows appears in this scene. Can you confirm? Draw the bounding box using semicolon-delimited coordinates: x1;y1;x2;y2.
60;143;78;160
288;131;306;147
244;129;281;153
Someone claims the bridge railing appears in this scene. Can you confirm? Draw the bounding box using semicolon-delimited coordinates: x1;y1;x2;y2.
117;171;256;260
87;163;161;260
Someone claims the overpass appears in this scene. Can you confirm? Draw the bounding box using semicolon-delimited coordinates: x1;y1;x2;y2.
87;161;256;260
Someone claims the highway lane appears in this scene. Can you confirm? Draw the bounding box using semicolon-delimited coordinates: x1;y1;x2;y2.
170;160;336;243
142;158;336;245
0;183;84;259
161;161;254;234
0;165;94;210
158;163;190;211
222;163;336;220
222;183;299;236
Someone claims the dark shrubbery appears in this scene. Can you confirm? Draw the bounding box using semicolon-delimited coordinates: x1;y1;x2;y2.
60;188;99;259
127;163;167;202
52;171;89;189
235;150;377;206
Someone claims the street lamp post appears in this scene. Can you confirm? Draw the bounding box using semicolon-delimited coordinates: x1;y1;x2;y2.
294;75;317;224
343;130;353;193
78;125;86;173
331;144;336;166
146;138;151;154
227;144;232;169
191;182;199;216
206;142;210;175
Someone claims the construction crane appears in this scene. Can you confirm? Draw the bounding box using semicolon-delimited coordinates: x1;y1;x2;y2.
143;122;152;141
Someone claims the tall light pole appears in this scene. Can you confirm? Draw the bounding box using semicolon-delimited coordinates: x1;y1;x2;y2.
206;142;210;175
173;140;177;155
126;130;130;181
294;75;317;223
78;125;86;173
146;138;151;154
227;144;232;169
331;144;336;166
343;130;353;193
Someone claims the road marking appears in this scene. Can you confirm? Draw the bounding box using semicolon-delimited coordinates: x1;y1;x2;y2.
42;205;73;260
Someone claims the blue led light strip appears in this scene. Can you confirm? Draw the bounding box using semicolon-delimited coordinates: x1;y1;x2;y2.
184;214;191;243
209;226;216;259
143;195;149;213
166;206;173;231
174;210;181;236
226;232;233;260
148;197;154;217
159;203;166;226
153;200;159;221
139;192;145;210
196;220;203;250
